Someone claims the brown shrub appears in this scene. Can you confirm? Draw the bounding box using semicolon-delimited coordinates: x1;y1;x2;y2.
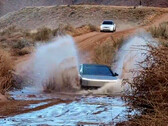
12;47;32;56
88;24;99;32
93;41;115;65
93;37;124;65
12;39;30;49
32;27;52;41
9;38;32;56
52;28;59;36
149;22;168;39
52;24;74;36
0;26;17;36
112;36;124;49
64;24;76;33
122;45;168;125
0;49;15;94
52;24;99;37
119;21;168;126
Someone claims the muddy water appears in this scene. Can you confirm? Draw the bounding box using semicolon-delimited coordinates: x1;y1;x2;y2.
2;33;154;125
0;88;128;126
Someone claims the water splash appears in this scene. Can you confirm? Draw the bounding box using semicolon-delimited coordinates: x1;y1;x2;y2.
113;30;157;79
87;30;157;95
27;35;80;92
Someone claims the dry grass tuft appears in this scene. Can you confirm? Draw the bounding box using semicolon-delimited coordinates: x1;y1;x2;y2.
52;24;71;36
0;49;15;94
0;26;33;56
93;41;115;65
52;24;98;37
32;27;52;41
12;47;32;56
0;26;18;36
149;22;168;39
87;24;99;32
93;37;124;65
12;39;30;49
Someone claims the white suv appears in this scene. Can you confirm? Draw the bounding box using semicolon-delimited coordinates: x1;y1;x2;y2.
100;20;116;32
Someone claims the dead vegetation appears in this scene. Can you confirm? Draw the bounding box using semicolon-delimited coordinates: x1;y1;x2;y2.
119;23;168;126
93;37;124;65
0;49;15;94
120;45;168;126
52;24;99;37
0;24;98;56
0;26;33;56
149;22;168;40
31;27;52;41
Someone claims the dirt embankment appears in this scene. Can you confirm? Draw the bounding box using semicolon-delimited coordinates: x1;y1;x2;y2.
0;0;168;17
0;5;167;31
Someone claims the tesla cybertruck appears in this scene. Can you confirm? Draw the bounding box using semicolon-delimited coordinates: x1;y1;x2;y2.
79;64;119;88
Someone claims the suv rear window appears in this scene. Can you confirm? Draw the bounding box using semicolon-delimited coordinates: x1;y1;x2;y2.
102;21;114;25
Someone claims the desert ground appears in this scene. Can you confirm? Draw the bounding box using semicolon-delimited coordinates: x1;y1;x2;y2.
0;5;168;126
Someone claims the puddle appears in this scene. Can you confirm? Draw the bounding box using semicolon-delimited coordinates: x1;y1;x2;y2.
9;87;49;100
0;95;128;125
24;102;50;109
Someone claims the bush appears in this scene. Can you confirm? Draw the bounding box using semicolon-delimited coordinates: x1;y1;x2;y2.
149;22;168;39
52;24;99;37
122;44;168;125
0;26;17;36
112;36;124;49
52;24;77;36
12;47;32;56
0;49;15;94
52;28;59;36
93;41;115;65
12;39;30;49
88;24;99;32
93;37;124;65
32;27;52;41
64;24;76;32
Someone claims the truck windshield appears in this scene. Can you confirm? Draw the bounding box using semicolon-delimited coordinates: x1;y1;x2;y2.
83;65;113;76
102;21;114;25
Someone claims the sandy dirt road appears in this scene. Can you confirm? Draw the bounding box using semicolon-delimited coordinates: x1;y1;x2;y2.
74;13;168;62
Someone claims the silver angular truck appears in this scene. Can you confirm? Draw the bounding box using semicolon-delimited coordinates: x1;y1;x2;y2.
79;64;119;88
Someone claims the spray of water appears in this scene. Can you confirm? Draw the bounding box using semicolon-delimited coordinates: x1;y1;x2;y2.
17;31;157;95
23;35;80;92
86;30;157;95
113;30;157;79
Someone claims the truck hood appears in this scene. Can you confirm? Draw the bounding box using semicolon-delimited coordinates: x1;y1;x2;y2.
81;75;118;82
